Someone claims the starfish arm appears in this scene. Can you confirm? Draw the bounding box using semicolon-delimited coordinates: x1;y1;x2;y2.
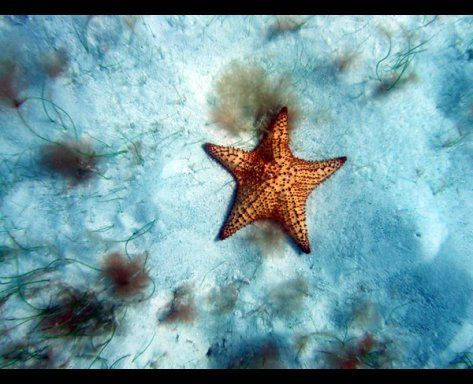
258;107;292;164
278;190;311;253
220;181;277;240
294;156;347;193
204;143;250;173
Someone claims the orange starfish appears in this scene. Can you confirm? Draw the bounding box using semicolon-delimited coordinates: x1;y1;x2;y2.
204;107;346;253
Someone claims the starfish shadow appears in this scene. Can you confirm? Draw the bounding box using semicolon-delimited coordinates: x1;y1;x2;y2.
216;187;237;242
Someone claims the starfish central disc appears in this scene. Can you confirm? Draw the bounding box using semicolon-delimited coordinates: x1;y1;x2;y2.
204;107;346;254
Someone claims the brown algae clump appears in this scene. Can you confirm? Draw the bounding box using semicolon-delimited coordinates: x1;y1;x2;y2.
209;60;299;137
40;141;98;183
102;252;151;299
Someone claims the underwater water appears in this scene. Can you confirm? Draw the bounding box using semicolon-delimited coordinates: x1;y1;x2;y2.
0;15;472;369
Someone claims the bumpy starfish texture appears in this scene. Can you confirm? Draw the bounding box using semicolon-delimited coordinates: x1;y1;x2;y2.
204;107;346;253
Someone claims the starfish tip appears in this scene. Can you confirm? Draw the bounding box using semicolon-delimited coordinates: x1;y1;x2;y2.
203;143;216;156
339;156;347;164
219;229;229;241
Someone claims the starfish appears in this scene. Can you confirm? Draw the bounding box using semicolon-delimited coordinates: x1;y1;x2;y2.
204;107;346;254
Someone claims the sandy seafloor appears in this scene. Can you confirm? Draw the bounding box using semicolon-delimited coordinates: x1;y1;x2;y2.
0;15;472;368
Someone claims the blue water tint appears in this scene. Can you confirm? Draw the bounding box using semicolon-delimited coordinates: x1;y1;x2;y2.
0;15;472;368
